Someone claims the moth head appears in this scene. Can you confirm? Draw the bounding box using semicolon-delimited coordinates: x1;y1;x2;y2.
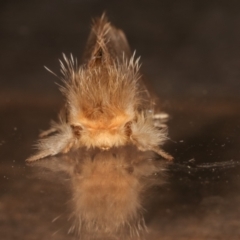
60;50;141;150
70;113;133;149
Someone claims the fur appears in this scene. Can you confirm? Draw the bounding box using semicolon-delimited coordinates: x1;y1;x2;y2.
27;14;172;162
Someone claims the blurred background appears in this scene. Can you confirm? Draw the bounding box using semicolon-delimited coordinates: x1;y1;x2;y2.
0;0;240;239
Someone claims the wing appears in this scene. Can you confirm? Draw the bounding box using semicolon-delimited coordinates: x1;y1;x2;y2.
83;14;153;110
82;14;132;65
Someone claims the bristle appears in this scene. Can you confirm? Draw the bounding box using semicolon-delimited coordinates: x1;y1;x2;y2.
60;53;141;123
27;14;172;163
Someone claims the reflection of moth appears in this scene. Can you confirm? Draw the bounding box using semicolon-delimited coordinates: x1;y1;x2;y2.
27;14;173;162
30;146;168;238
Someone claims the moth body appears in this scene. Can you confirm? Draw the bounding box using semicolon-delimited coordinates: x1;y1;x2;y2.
27;14;172;162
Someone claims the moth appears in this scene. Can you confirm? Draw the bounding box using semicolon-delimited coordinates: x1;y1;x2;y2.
26;14;173;162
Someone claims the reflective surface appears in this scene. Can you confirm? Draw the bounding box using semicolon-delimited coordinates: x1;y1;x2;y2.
1;98;240;239
1;1;240;239
29;147;168;239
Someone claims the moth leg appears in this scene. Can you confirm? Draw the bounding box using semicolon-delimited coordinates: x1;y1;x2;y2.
129;119;173;161
39;128;58;138
26;150;58;162
130;137;173;161
153;112;169;121
26;139;74;162
152;112;169;129
26;124;74;162
153;147;173;161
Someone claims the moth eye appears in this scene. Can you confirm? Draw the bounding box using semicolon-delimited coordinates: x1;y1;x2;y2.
71;125;83;137
124;121;132;137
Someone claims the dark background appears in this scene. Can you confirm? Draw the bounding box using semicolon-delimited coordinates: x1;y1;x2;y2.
0;1;240;239
1;0;240;100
